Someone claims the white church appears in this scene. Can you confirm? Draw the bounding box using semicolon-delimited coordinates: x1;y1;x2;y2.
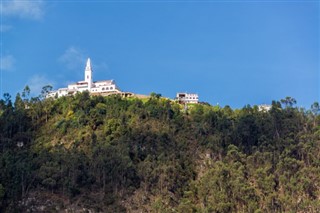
47;58;121;98
47;58;199;103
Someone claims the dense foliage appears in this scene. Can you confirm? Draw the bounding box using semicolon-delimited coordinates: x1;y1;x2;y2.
0;88;319;212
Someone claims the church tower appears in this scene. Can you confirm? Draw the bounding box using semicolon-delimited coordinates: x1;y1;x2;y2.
84;58;93;89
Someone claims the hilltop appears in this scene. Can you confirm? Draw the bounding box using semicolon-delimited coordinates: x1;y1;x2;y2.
0;90;320;212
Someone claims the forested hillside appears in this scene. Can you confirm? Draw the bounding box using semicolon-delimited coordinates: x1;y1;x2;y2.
0;87;319;212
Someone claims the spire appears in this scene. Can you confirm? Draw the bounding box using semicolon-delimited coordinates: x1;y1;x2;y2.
84;58;93;89
85;58;91;71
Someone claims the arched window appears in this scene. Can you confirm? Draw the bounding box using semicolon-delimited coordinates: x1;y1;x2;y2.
102;88;105;91
106;87;109;90
87;75;89;79
110;87;113;90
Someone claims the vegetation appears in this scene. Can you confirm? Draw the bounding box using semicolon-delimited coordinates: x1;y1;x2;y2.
0;86;319;212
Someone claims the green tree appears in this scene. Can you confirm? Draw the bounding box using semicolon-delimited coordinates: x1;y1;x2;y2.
281;96;297;108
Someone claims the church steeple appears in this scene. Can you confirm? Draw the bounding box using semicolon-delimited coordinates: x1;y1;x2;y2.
85;58;93;89
85;58;91;71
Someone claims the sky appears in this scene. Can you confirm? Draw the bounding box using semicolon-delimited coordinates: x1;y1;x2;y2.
1;0;319;109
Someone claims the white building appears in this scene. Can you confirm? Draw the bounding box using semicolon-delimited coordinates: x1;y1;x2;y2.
176;92;199;104
47;58;121;98
258;104;272;112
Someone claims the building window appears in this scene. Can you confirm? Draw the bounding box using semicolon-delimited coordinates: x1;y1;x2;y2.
102;88;105;91
110;87;113;90
106;87;109;90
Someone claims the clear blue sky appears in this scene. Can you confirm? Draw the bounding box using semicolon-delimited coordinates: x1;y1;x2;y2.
1;0;319;108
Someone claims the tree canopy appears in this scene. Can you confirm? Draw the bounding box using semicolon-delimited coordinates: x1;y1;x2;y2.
0;88;319;212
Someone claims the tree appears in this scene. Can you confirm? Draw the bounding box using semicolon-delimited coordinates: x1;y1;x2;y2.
0;92;319;212
3;93;12;107
280;97;296;108
0;183;5;209
311;102;320;128
311;102;319;115
40;85;53;99
14;93;24;111
150;92;162;99
22;85;30;101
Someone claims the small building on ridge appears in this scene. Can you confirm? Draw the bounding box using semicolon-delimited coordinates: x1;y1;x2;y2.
176;92;199;104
